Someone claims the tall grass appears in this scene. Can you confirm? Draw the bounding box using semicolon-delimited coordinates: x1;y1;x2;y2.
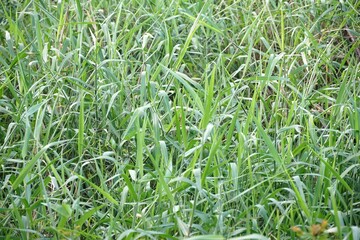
0;0;359;239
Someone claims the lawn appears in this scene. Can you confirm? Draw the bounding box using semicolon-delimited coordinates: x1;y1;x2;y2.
0;0;359;239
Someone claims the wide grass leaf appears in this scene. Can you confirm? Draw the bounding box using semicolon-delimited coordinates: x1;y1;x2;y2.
75;174;119;205
13;140;68;190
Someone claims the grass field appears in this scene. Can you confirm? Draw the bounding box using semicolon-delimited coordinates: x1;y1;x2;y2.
0;0;359;239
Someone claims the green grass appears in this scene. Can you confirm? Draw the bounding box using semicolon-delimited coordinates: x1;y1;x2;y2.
0;0;359;239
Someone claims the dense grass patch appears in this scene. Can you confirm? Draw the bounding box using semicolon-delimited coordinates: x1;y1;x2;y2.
0;0;359;239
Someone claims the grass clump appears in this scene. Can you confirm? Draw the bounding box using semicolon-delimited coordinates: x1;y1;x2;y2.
0;0;359;239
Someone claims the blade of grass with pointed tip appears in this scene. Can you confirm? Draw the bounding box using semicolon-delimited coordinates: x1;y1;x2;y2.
254;117;311;219
173;2;210;70
13;140;68;189
78;90;84;157
162;66;204;112
201;65;216;129
310;148;354;194
75;205;105;227
75;173;118;205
